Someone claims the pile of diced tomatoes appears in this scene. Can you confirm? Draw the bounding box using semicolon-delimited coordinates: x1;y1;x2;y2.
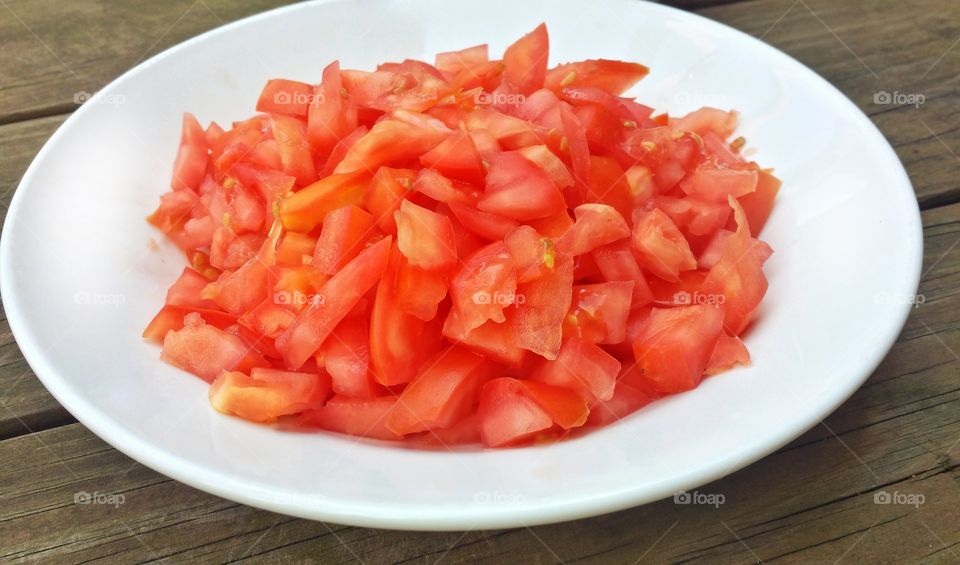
144;24;779;448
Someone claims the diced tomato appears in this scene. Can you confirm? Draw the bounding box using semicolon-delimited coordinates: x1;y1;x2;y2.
532;337;620;402
280;172;369;232
209;368;330;422
318;314;382;398
298;396;401;440
505;252;574;360
478;377;554;447
313;205;376;274
502;23;549;95
171;113;209;192
370;246;443;386
161;314;267;381
308;61;359;157
591;241;654;308
362;167;416;234
276;237;391;369
702;198;769;335
544;59;649;95
631;208;697;282
256;79;314;117
479;151;566;220
565;281;634;344
632;305;724;393
147;24;778;447
734;169;781;236
385;346;490;435
705;333;751;376
334;111;452;174
270;114;317;186
395;199;458;271
556;203;630;255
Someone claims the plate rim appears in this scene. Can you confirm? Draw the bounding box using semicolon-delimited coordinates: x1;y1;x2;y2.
0;0;924;530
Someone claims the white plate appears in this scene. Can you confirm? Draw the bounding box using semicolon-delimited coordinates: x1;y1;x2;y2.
0;0;922;530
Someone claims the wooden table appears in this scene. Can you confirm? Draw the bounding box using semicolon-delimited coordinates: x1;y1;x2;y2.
1;0;958;562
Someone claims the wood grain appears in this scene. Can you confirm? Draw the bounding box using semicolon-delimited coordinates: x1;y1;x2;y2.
1;201;956;563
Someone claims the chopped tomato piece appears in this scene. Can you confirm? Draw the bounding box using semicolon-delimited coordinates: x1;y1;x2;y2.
557;203;630;255
502;23;549;95
395;199;458;270
478;151;566;221
705;333;751;376
256;79;314;117
298;396;401;440
161;314;267;381
313;205;376;274
544;59;649;95
631;208;697;282
632;305;724;393
478;377;554;447
209;368;330;422
532;337;620;402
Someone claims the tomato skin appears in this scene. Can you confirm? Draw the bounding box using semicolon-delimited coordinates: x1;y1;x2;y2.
256;79;314;117
502;23;549;95
161;315;268;381
395;199;458;271
209;368;330;423
448;202;520;241
479;151;566;221
631;208;697;282
280;172;369;233
478;377;554;447
733;169;780;236
313;205;376;274
533;337;620;402
544;59;649;95
276;237;392;369
298;396;401;440
632;305;724;393
385;346;490;435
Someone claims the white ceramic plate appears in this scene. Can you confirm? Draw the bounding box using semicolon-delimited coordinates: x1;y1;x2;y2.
1;0;922;530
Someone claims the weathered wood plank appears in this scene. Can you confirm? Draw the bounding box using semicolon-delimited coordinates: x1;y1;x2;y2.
1;201;956;563
0;0;297;125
